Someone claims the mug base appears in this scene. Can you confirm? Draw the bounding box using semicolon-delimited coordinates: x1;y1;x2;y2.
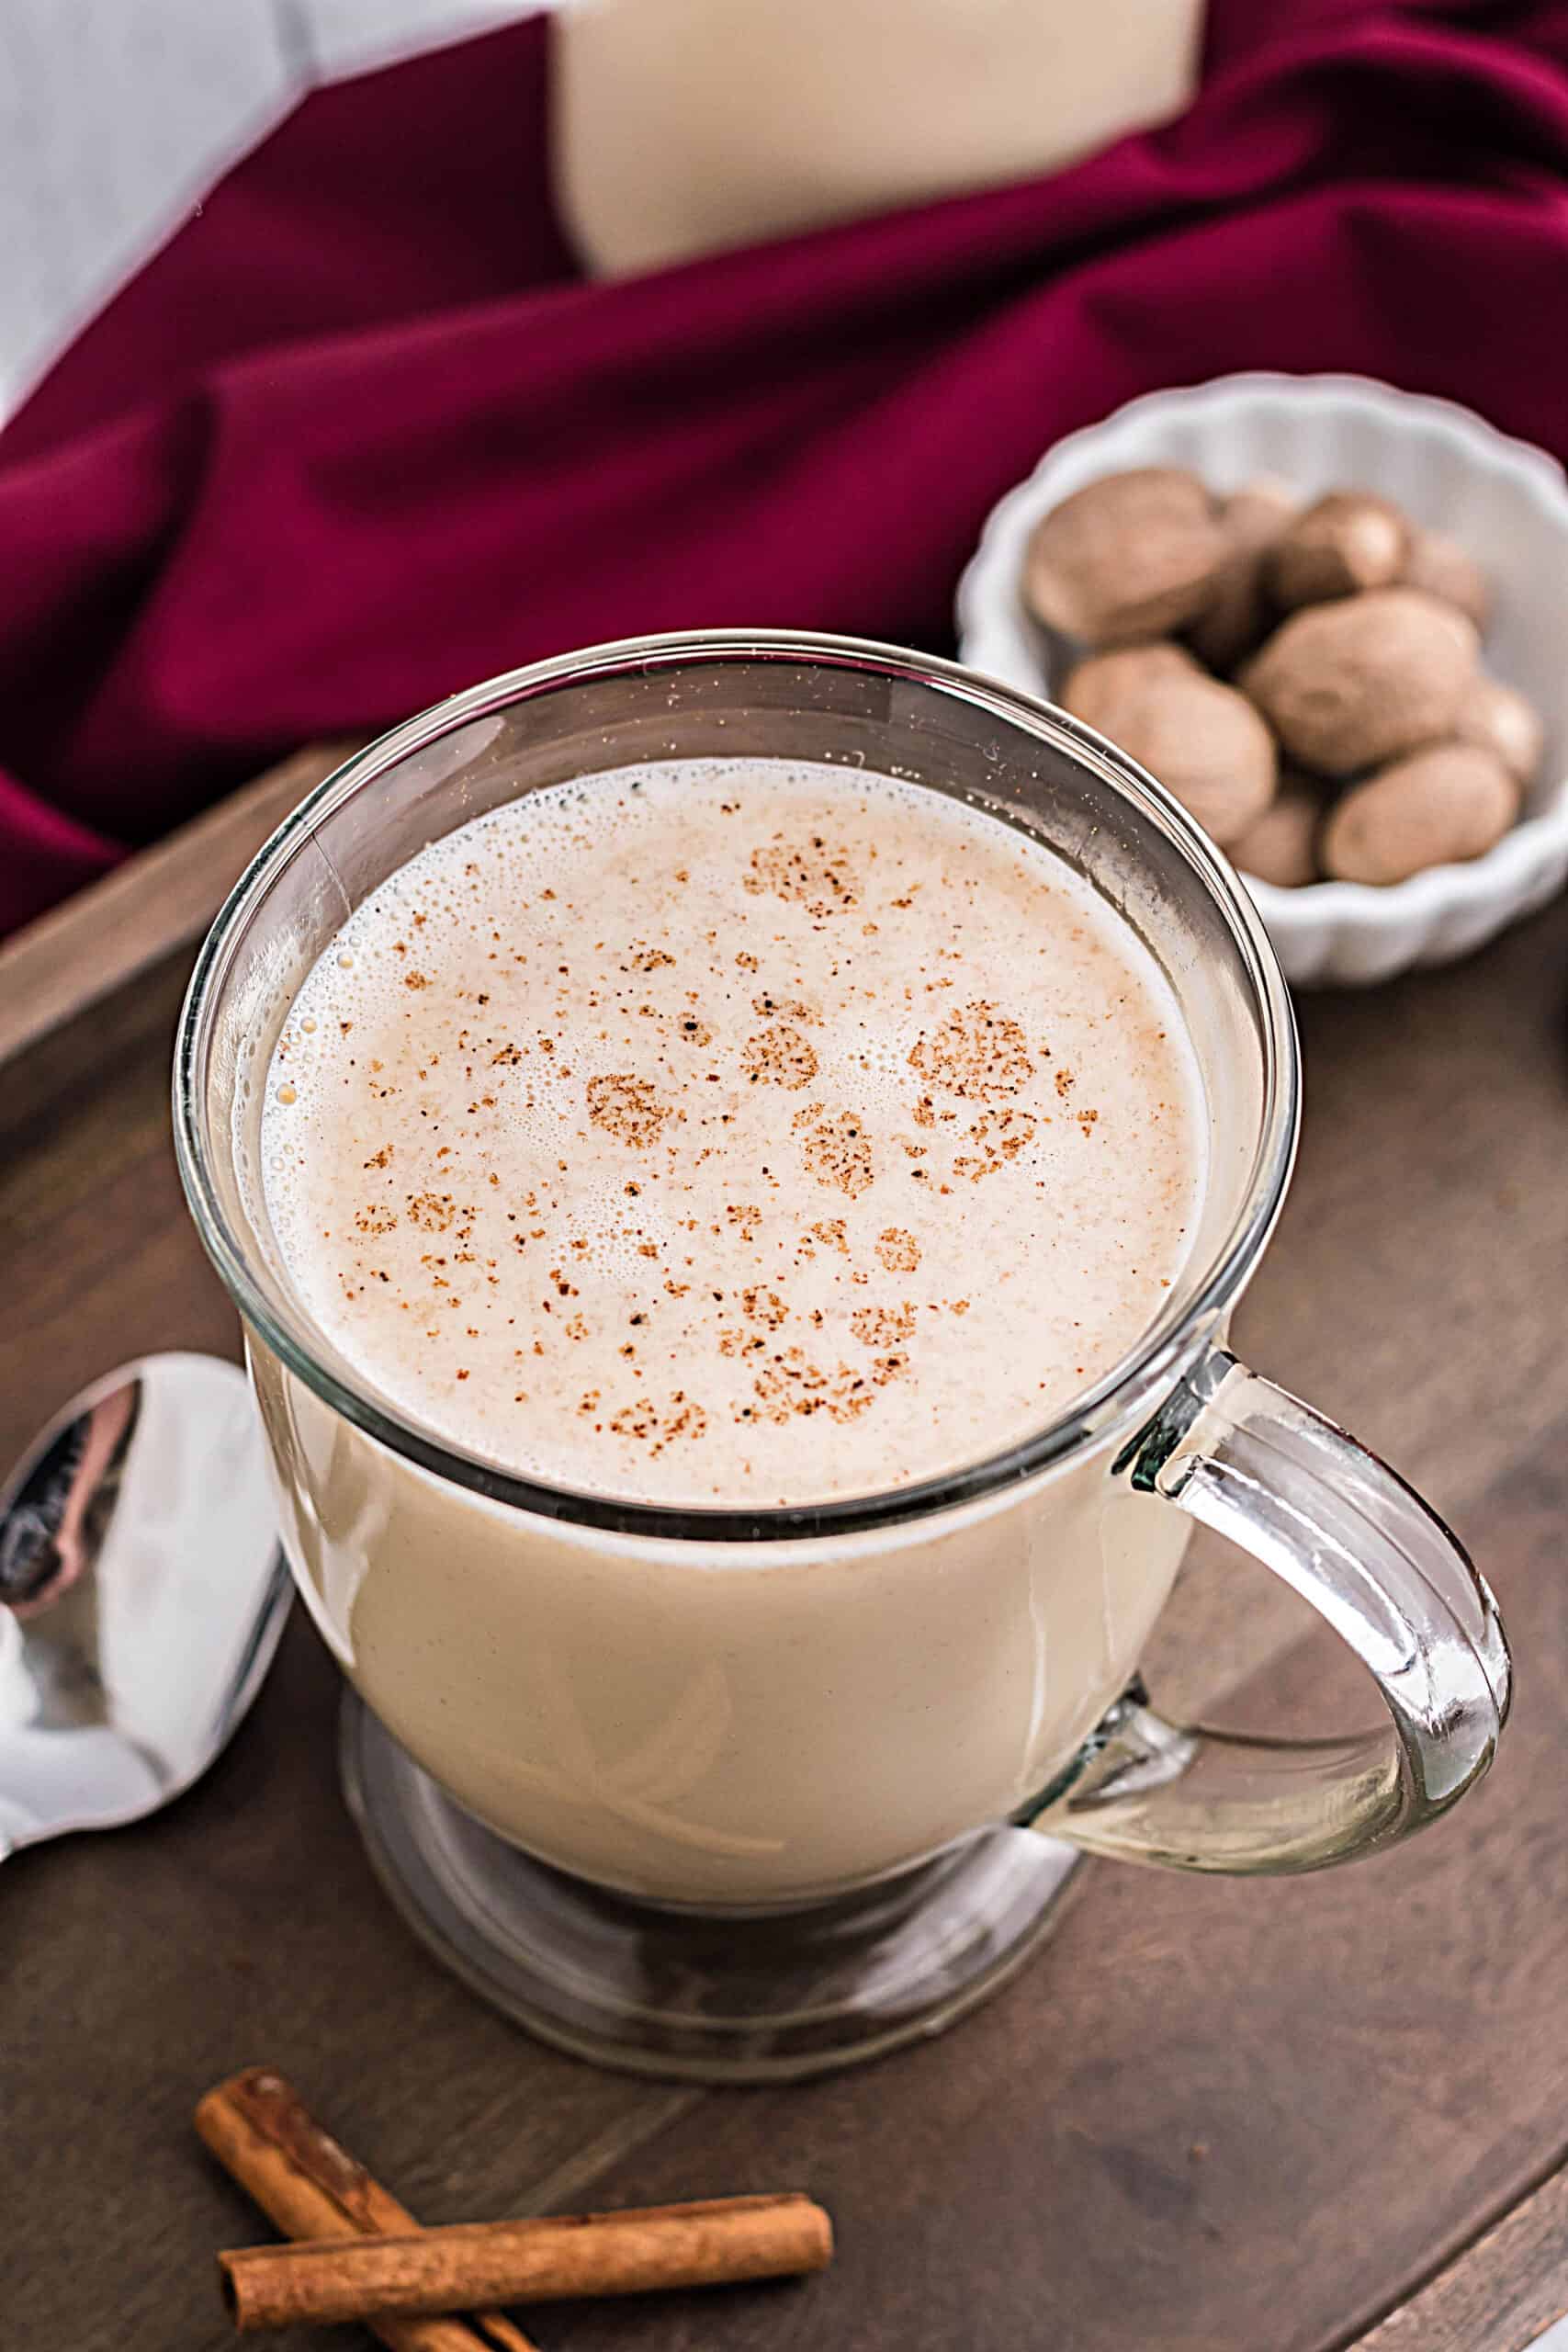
340;1693;1085;2082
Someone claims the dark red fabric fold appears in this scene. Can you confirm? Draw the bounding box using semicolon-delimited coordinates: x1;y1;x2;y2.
4;0;1568;933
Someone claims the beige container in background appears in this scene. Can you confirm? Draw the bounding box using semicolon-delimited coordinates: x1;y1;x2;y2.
552;0;1203;277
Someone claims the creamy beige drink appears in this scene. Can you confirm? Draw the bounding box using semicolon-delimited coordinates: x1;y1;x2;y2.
254;758;1208;1902
263;761;1201;1506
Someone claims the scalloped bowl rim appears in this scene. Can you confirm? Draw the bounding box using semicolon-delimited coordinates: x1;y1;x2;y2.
954;370;1568;944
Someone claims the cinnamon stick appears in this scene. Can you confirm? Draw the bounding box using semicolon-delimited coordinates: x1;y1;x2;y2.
220;2192;835;2333
196;2068;537;2352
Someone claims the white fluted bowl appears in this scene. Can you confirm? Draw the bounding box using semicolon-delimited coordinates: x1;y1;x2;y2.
956;373;1568;985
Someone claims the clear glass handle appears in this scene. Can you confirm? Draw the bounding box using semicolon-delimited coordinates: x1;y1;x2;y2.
1033;1351;1511;1873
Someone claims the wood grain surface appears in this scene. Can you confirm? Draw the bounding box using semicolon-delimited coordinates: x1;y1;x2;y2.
0;742;357;1135
1;762;1564;2351
1357;2161;1568;2352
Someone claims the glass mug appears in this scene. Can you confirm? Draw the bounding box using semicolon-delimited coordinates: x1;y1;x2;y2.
175;634;1509;2079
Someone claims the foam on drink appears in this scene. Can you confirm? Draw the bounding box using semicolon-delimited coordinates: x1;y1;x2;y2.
262;759;1206;1507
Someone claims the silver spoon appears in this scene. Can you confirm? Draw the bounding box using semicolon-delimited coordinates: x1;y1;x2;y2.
0;1352;289;1860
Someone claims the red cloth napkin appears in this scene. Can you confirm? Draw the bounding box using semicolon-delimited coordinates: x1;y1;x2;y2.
4;0;1568;935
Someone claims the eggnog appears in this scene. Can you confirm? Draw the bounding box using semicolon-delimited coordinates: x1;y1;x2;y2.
250;757;1211;1903
261;759;1203;1508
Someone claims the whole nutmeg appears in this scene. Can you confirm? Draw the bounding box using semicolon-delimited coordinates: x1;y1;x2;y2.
1238;587;1478;777
1057;642;1200;728
1186;478;1299;673
1320;743;1518;885
1403;528;1490;630
1024;468;1226;647
1268;491;1411;608
1454;673;1543;785
1061;651;1277;845
1227;779;1323;888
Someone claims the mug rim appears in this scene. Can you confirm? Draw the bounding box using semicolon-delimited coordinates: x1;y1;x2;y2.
174;628;1300;1541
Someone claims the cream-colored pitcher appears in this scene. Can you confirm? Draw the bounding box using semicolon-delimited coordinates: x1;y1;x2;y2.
552;0;1204;277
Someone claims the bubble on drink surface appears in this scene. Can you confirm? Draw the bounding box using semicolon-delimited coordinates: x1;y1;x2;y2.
568;1181;679;1283
808;1022;915;1123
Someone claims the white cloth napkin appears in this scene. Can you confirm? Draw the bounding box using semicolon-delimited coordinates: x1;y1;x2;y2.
0;0;540;422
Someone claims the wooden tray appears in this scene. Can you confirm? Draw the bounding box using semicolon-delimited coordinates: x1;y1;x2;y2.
4;752;1566;2352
